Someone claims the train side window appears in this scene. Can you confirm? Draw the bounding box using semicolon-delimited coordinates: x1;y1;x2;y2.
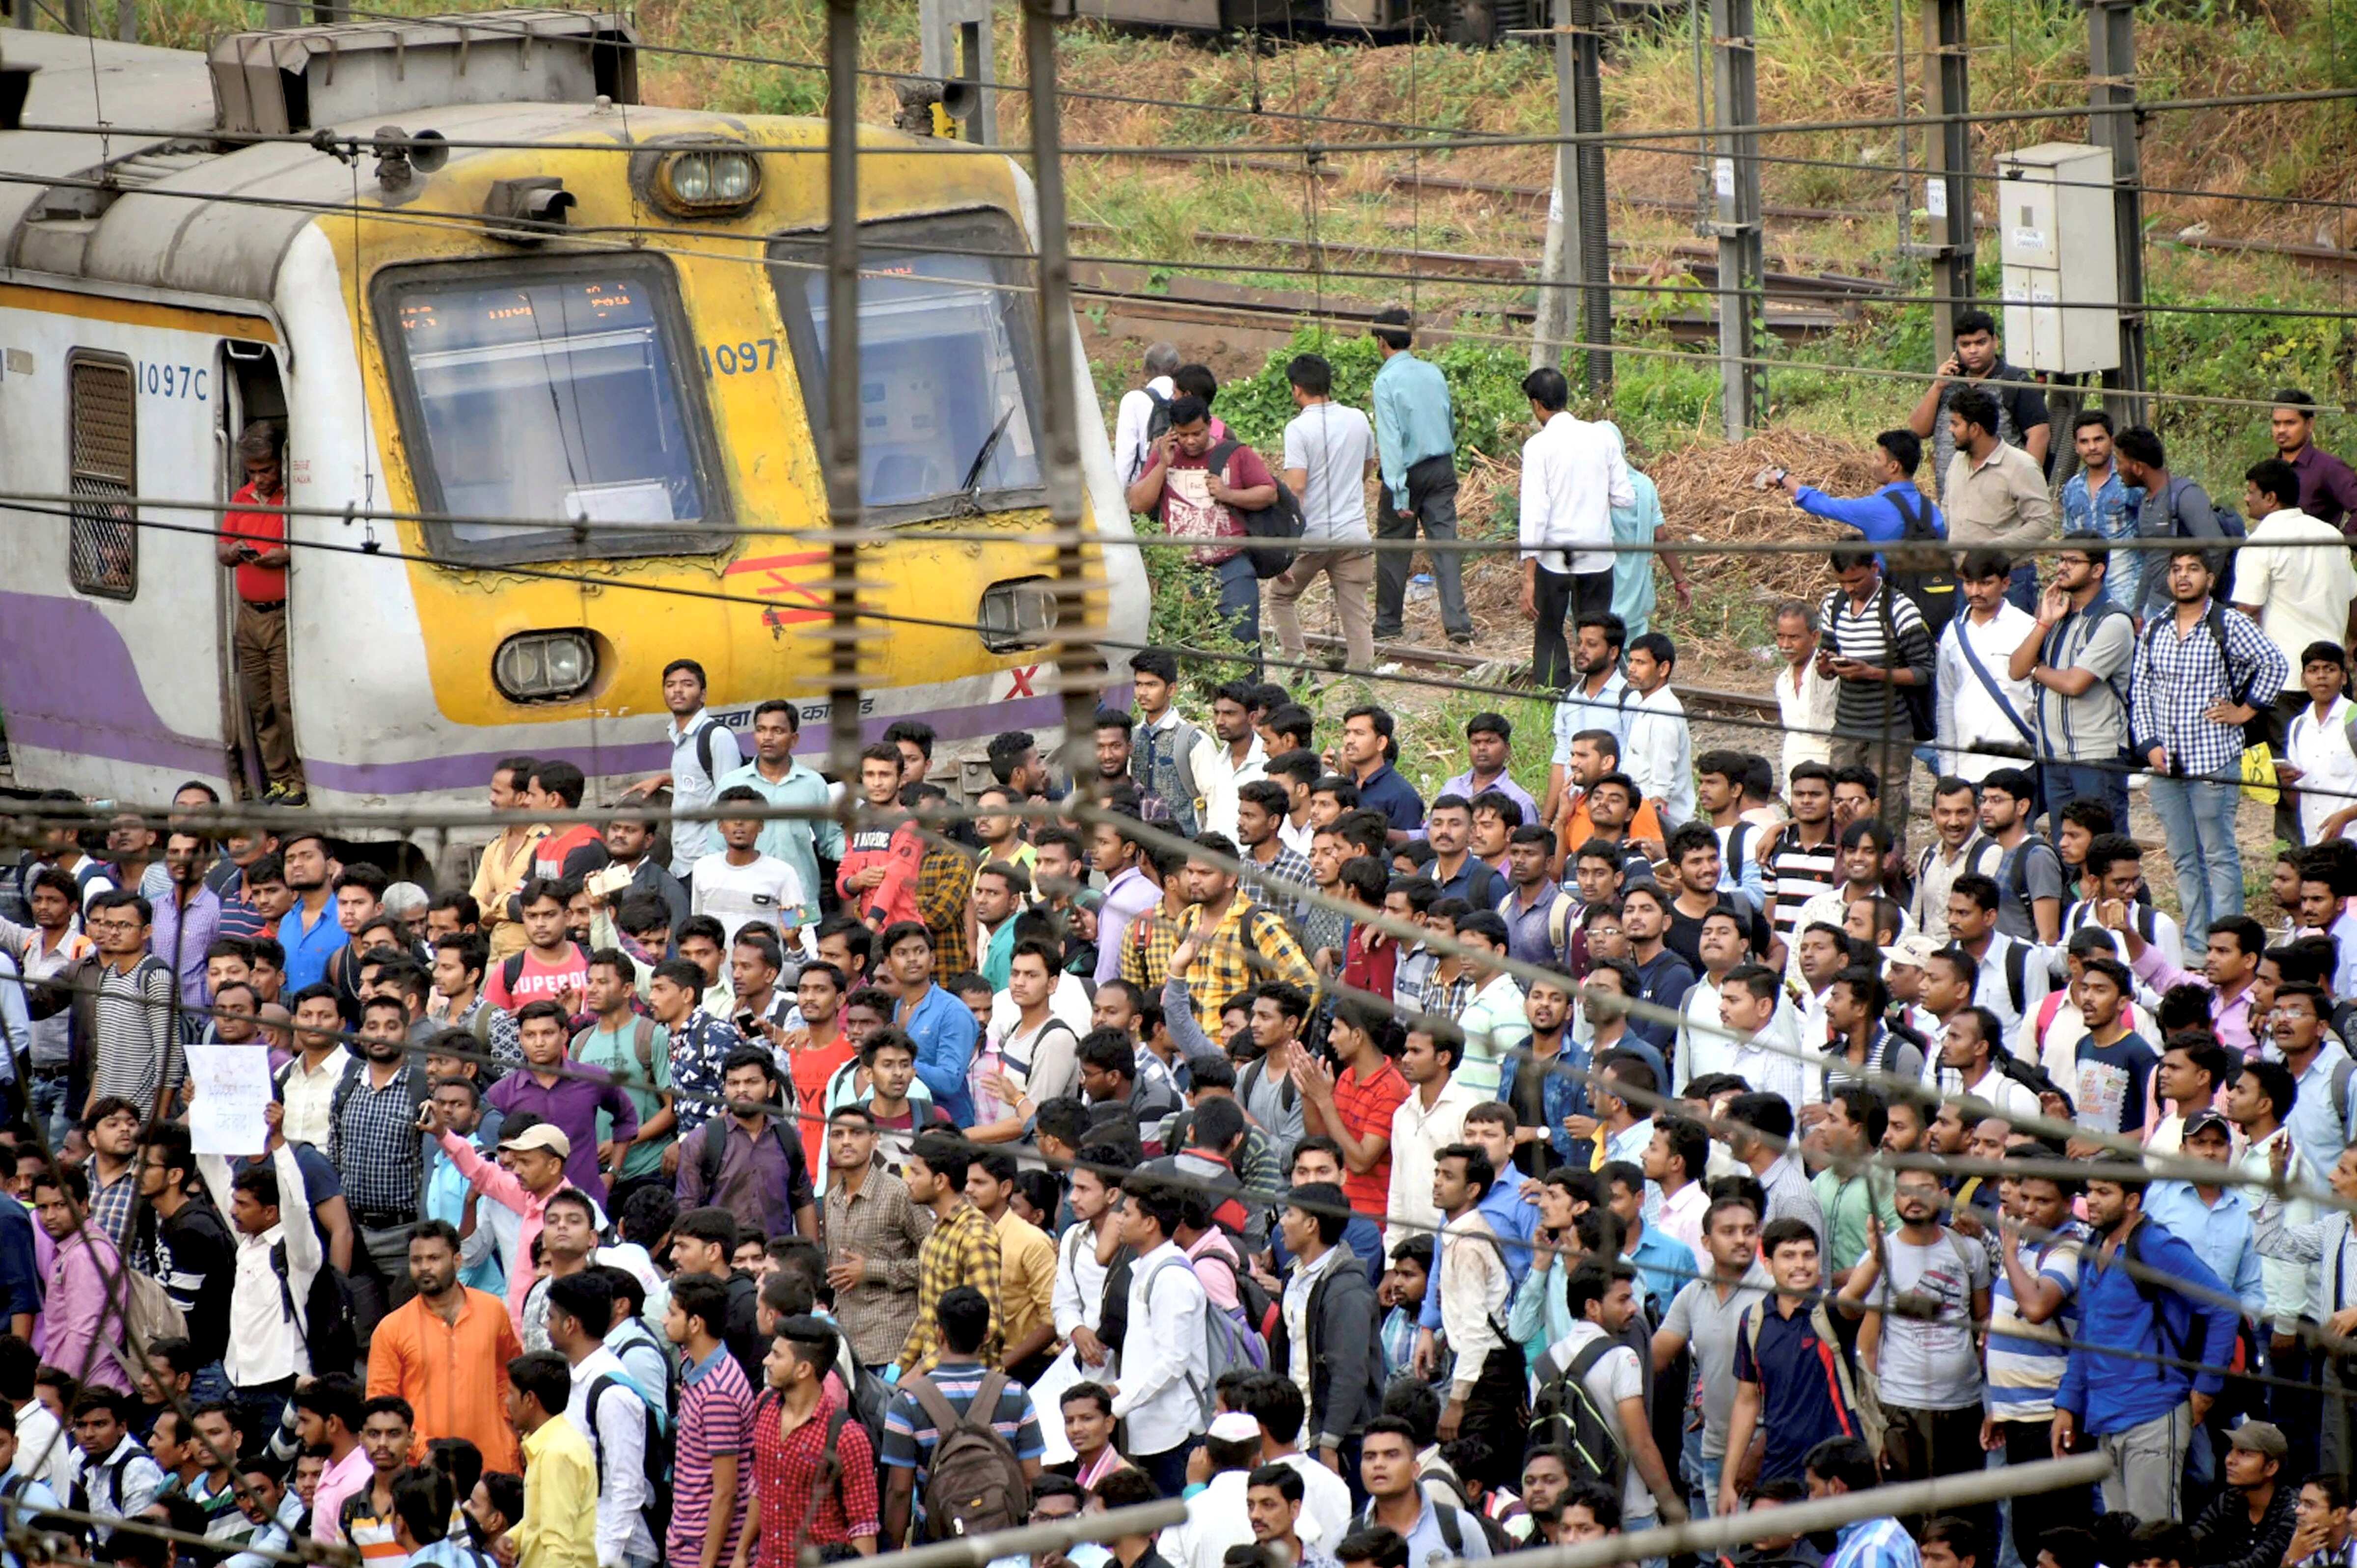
769;208;1047;525
66;351;138;600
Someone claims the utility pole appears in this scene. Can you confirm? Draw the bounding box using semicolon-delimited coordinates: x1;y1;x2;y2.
1918;0;1973;366
1707;0;1761;435
2084;0;2147;416
921;0;998;143
1531;0;1610;390
823;0;866;791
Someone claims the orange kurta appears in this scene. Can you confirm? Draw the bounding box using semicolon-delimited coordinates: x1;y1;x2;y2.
365;1285;524;1473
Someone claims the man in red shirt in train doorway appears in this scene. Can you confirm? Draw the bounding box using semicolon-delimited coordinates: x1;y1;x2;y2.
216;420;305;805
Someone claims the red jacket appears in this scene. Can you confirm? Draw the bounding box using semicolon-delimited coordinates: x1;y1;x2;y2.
836;818;924;929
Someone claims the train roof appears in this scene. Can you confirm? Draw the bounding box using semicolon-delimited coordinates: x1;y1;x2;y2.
0;16;937;306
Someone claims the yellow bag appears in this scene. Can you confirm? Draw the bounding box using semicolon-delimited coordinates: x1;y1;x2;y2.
2243;742;2280;806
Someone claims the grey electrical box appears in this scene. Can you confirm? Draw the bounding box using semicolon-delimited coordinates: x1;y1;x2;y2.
1996;142;2119;375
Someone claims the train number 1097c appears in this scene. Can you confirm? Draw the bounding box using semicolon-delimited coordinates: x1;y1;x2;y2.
138;362;210;400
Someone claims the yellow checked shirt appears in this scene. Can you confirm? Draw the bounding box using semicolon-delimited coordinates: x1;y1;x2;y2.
515;1416;599;1568
1179;897;1318;1022
917;842;978;974
895;1197;1003;1376
1118;901;1190;996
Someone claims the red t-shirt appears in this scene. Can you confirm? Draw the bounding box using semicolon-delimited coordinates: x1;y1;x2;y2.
788;1033;855;1171
221;481;288;603
486;942;591;1011
1332;1057;1410;1218
1145;441;1278;565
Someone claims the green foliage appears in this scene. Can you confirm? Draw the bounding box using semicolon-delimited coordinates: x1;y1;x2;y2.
1213;327;1536;468
1142;547;1252;703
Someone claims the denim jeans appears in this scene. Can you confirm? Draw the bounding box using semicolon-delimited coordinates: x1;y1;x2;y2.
2042;760;2131;839
1683;1424;1722;1522
1213;553;1262;674
2005;560;2040;612
2147;775;2244;947
28;1075;69;1151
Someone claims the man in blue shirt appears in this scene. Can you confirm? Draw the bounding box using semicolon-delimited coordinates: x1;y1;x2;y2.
1368;307;1472;646
2060;409;2143;615
2141;1111;2266;1320
713;699;841;929
1808;1438;1921;1568
2056;1154;2242;1525
1340;706;1424;840
1773;430;1954;638
882;920;979;1124
275;832;345;993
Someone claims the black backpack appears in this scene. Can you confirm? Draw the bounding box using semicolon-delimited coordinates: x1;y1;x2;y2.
1883;488;1949;595
1144;385;1174;444
1206;438;1306;580
272;1240;358;1375
583;1371;673;1544
1528;1336;1630;1499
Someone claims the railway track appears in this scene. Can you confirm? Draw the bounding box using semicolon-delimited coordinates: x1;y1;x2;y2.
1301;633;1779;720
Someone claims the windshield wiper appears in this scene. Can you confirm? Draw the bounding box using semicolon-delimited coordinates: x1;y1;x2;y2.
955;405;1017;511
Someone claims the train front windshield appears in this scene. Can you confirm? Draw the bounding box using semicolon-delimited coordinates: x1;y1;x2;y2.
771;210;1047;523
378;256;725;560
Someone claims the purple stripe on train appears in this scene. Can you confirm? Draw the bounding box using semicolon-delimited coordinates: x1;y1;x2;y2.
0;591;1127;797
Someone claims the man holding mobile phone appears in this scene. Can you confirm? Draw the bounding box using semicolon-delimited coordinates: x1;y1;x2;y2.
216;420;304;804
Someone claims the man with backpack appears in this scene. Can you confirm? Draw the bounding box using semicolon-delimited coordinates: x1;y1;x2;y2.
1109;1174;1212;1500
1718;1218;1869;1514
2014;535;2138;832
618;659;743;882
1774;429;1955;638
675;1048;814;1244
489;1001;640;1207
879;1285;1042;1547
64;1389;164;1544
1533;1259;1687;1537
2056;1154;2242;1524
745;1313;877;1565
1124;394;1283;653
547;1272;660;1568
1350;1416;1492;1564
2115;427;2233;622
1816;550;1938;845
1429;1145;1521;1491
1839;1169;1990;1491
194;1109;327;1438
1114;343;1182;490
2131;548;2287;948
1517;366;1636;689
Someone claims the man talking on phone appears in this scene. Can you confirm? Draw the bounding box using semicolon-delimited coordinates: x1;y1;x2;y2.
217;419;305;804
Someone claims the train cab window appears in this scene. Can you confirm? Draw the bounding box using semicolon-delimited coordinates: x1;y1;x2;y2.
66;352;138;599
375;257;727;562
770;210;1045;523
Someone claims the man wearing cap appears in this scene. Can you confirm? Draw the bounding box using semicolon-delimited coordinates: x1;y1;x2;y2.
416;1104;584;1337
1160;1411;1266;1568
2143;1111;2268;1329
2188;1422;2299;1568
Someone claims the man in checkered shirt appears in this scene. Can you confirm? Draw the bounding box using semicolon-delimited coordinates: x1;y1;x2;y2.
2131;545;2287;947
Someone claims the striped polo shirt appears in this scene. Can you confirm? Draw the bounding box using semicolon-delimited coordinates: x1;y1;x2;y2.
1985;1221;2086;1421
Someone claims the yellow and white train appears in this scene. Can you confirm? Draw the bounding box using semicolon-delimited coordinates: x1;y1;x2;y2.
0;11;1144;839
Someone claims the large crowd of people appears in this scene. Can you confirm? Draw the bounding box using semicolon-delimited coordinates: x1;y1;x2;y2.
0;313;2356;1568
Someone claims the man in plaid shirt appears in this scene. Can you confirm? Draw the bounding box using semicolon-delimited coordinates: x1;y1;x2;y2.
1236;781;1315;928
893;1132;1002;1379
1175;833;1319;1022
2132;546;2287;946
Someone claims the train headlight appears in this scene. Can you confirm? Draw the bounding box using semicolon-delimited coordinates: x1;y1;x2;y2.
494;631;597;702
980;578;1059;653
656;149;761;216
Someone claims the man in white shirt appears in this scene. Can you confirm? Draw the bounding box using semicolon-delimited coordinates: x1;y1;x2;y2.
1109;1174;1210;1500
1935;550;2039;782
1113;343;1181;489
1268;353;1378;673
546;1273;657;1568
2236;456;2357;839
196;1129;320;1405
1517;365;1634;690
1622;633;1695;830
1772;600;1838;783
626;659;743;879
1384;1024;1483;1253
1539;1260;1687;1531
1195;684;1268;845
690;787;807;945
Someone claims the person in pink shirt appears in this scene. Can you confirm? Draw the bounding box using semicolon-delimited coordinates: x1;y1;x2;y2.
2098;904;2264;1058
413;1112;578;1337
28;1165;129;1394
294;1375;371;1544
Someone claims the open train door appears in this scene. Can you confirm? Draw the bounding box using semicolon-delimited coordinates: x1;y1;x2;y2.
214;337;288;802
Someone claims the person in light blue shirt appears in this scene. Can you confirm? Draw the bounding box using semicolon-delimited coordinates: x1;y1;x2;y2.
1772;431;1954;640
1811;1441;1921;1568
713;700;842;929
1368;307;1472;645
276;832;346;993
422;1077;506;1296
2060;409;2144;620
1610;469;1692;644
2142;1112;2267;1321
